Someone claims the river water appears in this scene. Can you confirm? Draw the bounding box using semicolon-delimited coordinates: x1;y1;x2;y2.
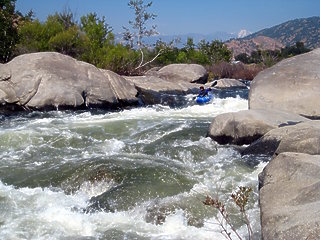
0;90;268;240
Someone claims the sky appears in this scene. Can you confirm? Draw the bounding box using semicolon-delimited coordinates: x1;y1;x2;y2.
15;0;320;36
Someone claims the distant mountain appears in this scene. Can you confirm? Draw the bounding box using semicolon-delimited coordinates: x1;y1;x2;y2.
226;36;284;56
225;16;320;56
237;29;252;38
245;16;320;49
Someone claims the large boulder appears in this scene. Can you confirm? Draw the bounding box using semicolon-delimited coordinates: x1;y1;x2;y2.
242;120;320;156
214;78;247;89
124;75;199;106
275;121;320;155
0;52;139;111
148;64;208;84
241;126;286;156
207;109;308;145
259;152;320;239
249;48;320;119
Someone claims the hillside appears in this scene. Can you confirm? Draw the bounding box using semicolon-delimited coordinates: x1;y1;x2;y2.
226;36;284;56
226;16;320;56
246;16;320;49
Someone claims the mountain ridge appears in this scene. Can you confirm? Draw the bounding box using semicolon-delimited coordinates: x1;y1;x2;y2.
244;16;320;49
225;16;320;56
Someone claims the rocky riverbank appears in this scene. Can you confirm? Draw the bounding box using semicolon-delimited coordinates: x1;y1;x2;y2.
0;52;211;112
208;48;320;239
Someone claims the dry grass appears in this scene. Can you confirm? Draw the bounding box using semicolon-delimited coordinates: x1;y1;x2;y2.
208;62;264;81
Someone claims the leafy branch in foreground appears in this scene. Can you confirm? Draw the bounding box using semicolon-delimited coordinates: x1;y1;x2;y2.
232;186;254;239
203;186;253;240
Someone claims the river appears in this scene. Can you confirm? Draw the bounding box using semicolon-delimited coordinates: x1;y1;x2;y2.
0;89;268;240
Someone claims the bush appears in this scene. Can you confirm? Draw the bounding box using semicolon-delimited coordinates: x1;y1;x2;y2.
208;62;264;80
48;26;86;57
104;44;140;75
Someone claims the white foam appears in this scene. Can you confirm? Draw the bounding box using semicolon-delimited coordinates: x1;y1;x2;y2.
39;96;248;125
0;150;261;240
100;138;125;155
0;182;95;239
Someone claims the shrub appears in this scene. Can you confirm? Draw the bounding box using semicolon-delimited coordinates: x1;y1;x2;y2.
48;26;86;57
203;186;254;240
208;62;264;80
105;44;140;75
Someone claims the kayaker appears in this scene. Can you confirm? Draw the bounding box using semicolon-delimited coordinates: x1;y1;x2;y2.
198;86;211;97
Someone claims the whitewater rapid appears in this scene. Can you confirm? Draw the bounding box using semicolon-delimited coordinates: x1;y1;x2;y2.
0;95;268;240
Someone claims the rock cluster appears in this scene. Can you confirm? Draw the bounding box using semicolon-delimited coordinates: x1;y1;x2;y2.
0;52;208;112
207;48;320;239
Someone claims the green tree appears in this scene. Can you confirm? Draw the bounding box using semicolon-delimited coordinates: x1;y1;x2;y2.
17;12;86;58
105;43;139;75
176;51;188;63
48;25;86;56
182;37;207;64
281;41;310;58
235;53;252;64
185;37;196;52
80;12;113;67
198;39;232;64
16;19;48;53
154;38;181;65
17;14;68;53
57;7;76;30
260;49;280;67
0;0;20;62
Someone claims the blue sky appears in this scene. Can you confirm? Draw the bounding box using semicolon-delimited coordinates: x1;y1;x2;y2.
16;0;320;35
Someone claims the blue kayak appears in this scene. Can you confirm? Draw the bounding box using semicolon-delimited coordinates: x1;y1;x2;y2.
196;95;212;104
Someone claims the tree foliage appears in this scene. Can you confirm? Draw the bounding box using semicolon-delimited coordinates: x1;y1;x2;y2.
80;12;113;67
16;12;84;57
155;38;232;66
0;0;20;62
198;39;232;64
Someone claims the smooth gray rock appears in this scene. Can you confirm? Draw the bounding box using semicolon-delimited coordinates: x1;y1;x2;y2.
249;48;320;119
144;67;161;76
151;64;208;84
275;121;320;155
215;78;247;89
242;121;320;156
0;52;139;111
100;69;138;106
207;109;308;145
124;75;199;106
259;152;320;240
241;125;292;156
